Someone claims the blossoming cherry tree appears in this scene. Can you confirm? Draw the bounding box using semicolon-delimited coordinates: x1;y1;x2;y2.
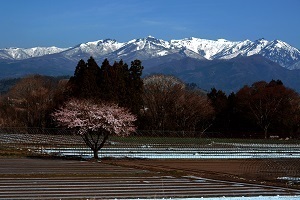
52;99;136;159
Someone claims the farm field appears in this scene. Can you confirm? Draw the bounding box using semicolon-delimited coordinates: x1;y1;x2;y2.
106;158;300;190
0;132;300;199
0;158;299;199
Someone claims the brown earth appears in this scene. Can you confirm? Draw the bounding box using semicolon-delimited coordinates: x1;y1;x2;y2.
1;157;300;199
104;158;300;190
0;155;299;190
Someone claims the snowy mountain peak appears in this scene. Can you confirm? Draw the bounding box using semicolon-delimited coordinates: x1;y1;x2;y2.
269;39;291;49
80;39;123;48
0;46;69;60
252;38;268;46
62;39;125;59
122;36;171;53
259;39;300;69
170;37;240;59
216;38;229;43
85;39;119;46
0;36;299;69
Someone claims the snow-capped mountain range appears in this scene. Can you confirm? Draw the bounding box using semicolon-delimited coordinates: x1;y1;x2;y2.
1;36;300;93
1;36;300;70
0;46;69;60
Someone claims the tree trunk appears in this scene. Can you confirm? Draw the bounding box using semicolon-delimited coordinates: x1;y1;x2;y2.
93;150;99;160
264;126;268;139
81;130;109;160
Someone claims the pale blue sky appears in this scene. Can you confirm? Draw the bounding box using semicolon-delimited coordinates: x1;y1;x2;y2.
1;0;299;49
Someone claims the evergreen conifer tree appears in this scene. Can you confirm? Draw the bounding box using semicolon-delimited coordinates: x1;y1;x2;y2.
67;59;87;97
67;57;101;99
127;59;144;114
67;58;144;114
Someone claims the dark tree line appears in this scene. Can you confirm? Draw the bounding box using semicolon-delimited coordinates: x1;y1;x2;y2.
0;57;299;139
67;57;143;114
66;58;214;133
207;80;300;138
0;75;67;127
139;74;214;132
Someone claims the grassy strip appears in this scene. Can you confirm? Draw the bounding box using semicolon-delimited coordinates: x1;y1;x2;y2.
110;136;300;145
0;146;36;158
0;171;158;179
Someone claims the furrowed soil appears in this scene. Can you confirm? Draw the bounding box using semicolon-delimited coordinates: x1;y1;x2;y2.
0;157;300;199
104;158;300;189
0;154;299;190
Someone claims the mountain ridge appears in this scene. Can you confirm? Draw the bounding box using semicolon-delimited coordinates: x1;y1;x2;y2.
0;36;300;93
143;54;300;93
1;36;300;69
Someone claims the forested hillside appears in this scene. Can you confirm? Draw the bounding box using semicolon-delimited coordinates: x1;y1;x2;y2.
0;58;299;139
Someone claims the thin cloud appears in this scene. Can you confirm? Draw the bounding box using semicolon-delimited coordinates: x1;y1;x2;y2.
141;20;164;26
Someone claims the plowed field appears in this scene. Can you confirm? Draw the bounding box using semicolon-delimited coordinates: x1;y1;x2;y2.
0;158;299;199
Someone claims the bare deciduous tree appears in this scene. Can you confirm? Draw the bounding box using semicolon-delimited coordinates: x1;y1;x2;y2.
142;74;214;133
0;75;64;127
173;90;214;134
236;80;300;138
142;74;185;130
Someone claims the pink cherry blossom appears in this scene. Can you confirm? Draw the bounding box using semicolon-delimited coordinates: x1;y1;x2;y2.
52;98;136;159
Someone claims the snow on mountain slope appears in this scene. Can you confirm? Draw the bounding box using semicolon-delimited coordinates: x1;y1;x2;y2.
0;46;69;60
259;40;300;69
170;37;239;59
103;36;300;68
169;37;300;68
1;36;299;69
212;39;267;59
289;60;300;70
61;39;124;60
113;36;173;58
